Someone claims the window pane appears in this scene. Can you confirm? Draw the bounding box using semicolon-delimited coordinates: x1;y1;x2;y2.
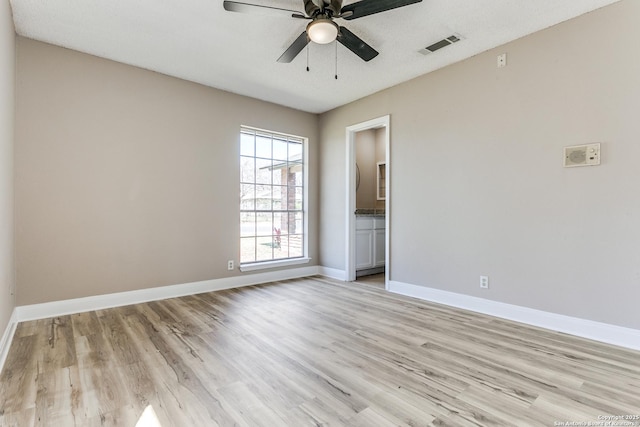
256;135;271;159
295;212;303;231
272;186;285;211
240;184;255;210
240;212;255;237
295;186;303;210
272;138;288;161
241;237;256;263
289;161;303;185
289;235;303;258
271;165;284;185
273;221;286;247
287;212;300;235
255;158;271;184
288;141;302;161
256;212;273;236
273;212;286;235
255;185;271;210
274;241;288;259
240;133;254;156
240;156;255;183
256;236;274;261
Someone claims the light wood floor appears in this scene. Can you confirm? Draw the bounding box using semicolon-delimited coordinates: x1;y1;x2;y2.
355;272;385;289
1;276;639;426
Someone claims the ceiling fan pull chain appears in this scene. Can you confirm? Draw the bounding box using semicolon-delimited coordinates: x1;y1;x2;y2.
306;45;310;72
335;41;338;79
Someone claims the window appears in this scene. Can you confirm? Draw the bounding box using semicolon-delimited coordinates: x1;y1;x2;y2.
239;127;308;269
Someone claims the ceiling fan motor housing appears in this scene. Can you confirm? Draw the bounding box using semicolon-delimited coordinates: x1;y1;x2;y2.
305;0;343;17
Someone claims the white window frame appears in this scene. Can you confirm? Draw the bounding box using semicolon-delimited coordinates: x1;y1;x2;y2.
239;126;310;272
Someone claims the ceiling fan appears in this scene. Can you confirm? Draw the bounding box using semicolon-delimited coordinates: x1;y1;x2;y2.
223;0;423;63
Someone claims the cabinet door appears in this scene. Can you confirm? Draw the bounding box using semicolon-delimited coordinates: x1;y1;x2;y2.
374;229;386;267
355;229;374;270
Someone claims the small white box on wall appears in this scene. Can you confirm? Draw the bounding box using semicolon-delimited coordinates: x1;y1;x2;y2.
564;143;601;167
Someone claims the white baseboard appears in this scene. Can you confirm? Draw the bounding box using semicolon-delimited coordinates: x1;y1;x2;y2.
389;280;640;351
318;266;347;281
0;309;18;375
15;266;321;322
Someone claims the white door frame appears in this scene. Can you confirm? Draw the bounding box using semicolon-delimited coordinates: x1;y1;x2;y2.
345;115;390;287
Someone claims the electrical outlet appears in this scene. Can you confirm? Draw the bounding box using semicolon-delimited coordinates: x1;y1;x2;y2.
497;53;507;68
227;260;234;271
480;276;489;289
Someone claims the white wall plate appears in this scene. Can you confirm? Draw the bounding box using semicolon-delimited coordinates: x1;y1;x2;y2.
564;143;601;167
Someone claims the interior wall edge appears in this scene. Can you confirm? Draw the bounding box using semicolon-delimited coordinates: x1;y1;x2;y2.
0;308;18;376
318;266;347;281
0;0;17;348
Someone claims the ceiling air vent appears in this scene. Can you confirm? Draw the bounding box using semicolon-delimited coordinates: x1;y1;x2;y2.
419;34;462;55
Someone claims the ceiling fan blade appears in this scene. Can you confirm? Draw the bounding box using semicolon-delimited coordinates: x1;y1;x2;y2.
223;1;306;19
337;27;378;62
340;0;422;20
277;32;310;63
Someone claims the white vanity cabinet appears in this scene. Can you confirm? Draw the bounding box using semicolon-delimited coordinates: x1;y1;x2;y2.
355;217;385;272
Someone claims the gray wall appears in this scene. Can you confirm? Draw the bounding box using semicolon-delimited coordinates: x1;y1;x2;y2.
15;38;319;305
319;0;640;329
355;129;376;209
0;0;15;336
355;129;386;210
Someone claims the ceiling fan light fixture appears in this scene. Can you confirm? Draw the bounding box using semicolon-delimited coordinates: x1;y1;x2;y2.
307;18;339;44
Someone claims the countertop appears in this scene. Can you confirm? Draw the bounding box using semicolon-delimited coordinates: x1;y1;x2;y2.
355;209;385;217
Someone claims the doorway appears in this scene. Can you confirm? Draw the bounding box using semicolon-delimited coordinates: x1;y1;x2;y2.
345;115;390;288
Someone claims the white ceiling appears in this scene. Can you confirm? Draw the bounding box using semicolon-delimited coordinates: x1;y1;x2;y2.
10;0;621;114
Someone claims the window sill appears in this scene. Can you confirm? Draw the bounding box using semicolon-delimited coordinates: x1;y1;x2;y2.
239;257;311;272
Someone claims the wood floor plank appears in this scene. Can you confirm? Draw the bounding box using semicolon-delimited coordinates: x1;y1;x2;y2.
41;316;77;372
1;276;639;426
0;335;40;413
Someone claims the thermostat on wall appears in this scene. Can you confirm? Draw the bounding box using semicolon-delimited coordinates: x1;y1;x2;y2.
564;143;601;167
